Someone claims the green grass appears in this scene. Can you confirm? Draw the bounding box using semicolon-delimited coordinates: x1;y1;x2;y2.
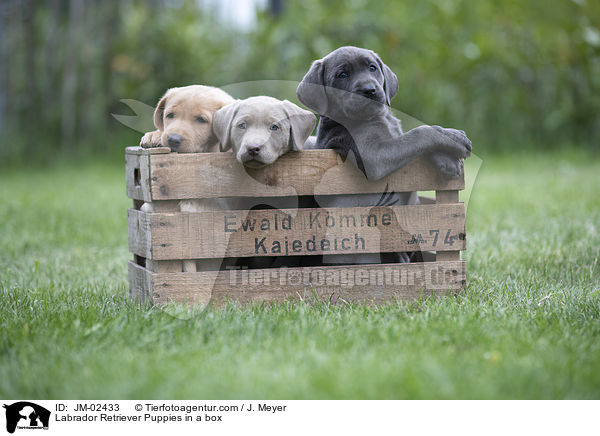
1;150;599;399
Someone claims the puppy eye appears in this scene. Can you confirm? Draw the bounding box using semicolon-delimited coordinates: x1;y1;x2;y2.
166;112;175;119
195;116;208;123
369;64;377;72
237;121;247;129
270;124;279;131
337;71;349;79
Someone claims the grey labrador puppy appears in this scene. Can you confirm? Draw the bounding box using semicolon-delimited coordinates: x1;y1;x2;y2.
297;46;472;180
296;46;472;265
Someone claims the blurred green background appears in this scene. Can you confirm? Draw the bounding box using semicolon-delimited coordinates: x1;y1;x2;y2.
1;0;599;165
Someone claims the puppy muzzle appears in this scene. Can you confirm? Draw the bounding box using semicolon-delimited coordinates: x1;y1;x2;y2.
351;84;385;104
167;133;183;150
341;92;386;119
238;144;268;168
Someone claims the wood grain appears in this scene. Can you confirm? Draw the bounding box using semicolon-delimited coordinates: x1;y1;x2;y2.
436;189;462;261
128;208;152;258
124;147;464;201
128;203;466;260
125;152;149;202
128;260;153;304
126;146;171;155
126;147;468;306
143;199;186;272
142;260;466;305
125;147;172;201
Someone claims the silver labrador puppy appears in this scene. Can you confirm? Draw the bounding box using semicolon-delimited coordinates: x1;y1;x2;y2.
213;95;316;169
212;96;317;268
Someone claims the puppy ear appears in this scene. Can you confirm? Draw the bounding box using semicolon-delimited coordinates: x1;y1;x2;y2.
282;100;317;151
153;88;173;131
372;51;398;106
212;100;239;152
296;59;328;115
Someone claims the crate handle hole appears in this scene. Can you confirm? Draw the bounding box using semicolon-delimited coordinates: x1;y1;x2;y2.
134;168;141;187
134;255;146;268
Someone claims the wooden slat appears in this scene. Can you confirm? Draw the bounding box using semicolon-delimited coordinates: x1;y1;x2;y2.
128;203;466;260
436;189;461;261
148;200;180;212
146;261;465;305
125;151;151;202
125;147;171;201
417;198;436;267
126;146;171;155
128;260;153;304
125;152;144;201
146;260;183;273
128;208;152;258
436;252;460;261
436;190;459;204
418;195;436;204
123;147;464;201
142;199;186;272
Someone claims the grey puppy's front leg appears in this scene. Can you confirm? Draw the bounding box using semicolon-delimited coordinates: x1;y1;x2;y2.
355;125;472;181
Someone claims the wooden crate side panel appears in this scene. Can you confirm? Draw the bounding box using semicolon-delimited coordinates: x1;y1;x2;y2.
125;147;171;201
125;152;143;201
125;152;151;201
128;209;152;258
129;204;466;260
148;150;464;200
128;260;153;304
149;261;466;305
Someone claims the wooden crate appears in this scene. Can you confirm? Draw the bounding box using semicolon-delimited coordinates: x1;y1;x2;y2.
126;146;466;306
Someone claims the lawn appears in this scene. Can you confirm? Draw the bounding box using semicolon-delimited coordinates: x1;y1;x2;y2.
0;150;599;399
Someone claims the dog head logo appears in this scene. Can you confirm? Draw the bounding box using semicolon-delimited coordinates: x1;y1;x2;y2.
3;402;50;434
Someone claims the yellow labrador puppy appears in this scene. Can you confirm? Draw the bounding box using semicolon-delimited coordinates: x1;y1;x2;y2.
140;85;234;152
140;85;235;273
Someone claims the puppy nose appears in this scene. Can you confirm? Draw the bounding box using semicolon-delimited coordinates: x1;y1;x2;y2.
167;134;183;148
247;145;262;156
360;87;377;96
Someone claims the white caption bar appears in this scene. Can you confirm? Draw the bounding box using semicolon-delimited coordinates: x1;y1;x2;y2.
0;400;597;436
